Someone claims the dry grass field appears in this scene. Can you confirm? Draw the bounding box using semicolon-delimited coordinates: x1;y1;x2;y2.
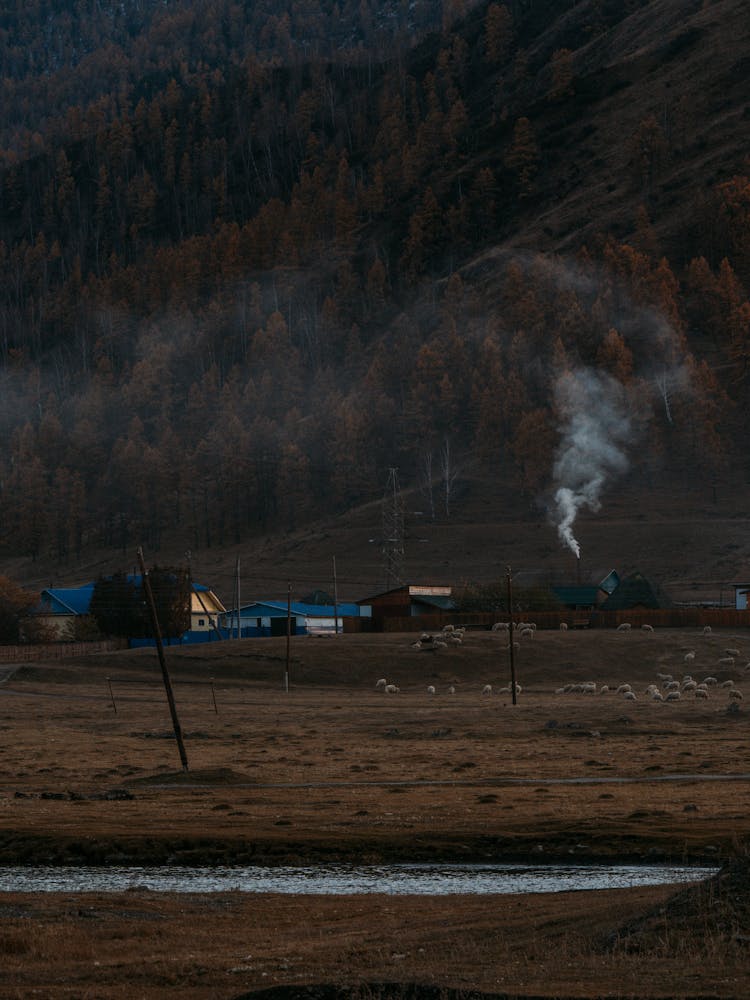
1;627;750;999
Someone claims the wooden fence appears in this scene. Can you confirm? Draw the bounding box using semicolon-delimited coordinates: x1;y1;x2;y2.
0;639;123;663
380;609;750;632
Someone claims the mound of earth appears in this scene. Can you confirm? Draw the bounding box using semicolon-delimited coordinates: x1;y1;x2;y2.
604;857;750;953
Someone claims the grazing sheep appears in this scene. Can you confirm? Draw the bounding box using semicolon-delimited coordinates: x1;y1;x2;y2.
718;657;735;667
725;648;741;658
427;685;436;695
448;685;456;695
559;622;568;631
492;622;510;631
729;688;744;701
410;640;423;650
703;676;718;685
447;635;463;646
623;691;637;701
616;683;632;694
657;672;672;682
519;627;534;639
442;624;455;634
703;625;712;635
682;680;697;691
384;683;400;694
721;679;735;689
641;624;654;632
599;684;609;694
433;640;448;650
666;690;681;701
684;651;696;663
651;691;664;702
695;688;709;699
616;622;632;631
665;680;681;691
376;678;387;689
482;684;493;696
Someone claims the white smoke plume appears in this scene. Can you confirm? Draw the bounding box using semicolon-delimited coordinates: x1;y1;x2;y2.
551;369;636;558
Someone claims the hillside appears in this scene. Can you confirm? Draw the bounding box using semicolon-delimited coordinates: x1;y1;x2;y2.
1;0;749;604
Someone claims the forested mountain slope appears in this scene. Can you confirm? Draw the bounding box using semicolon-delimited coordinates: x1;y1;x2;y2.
1;0;749;599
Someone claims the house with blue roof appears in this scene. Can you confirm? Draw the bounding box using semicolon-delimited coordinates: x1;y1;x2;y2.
33;577;226;641
220;600;371;637
551;570;620;612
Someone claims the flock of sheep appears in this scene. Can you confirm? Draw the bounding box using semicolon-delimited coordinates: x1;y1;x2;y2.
373;621;748;704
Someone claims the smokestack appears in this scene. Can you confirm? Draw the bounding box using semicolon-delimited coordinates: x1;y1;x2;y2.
576;552;581;586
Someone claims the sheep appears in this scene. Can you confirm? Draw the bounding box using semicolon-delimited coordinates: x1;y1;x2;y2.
703;625;712;635
616;622;632;631
376;678;387;689
442;624;455;634
666;690;681;701
718;657;735;668
580;681;597;694
616;683;632;694
725;648;741;658
448;685;456;695
599;684;610;694
665;680;681;691
492;622;510;631
729;688;744;701
682;680;698;692
384;683;400;694
657;672;672;682
500;682;522;695
482;684;492;696
695;688;709;699
519;627;534;639
721;679;735;689
433;640;448;650
684;651;696;664
651;691;664;702
623;691;637;701
446;635;463;646
703;676;718;685
641;624;654;632
559;622;568;631
427;685;436;695
410;640;423;650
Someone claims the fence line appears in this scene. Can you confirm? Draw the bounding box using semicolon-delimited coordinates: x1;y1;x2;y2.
381;609;750;632
0;639;123;663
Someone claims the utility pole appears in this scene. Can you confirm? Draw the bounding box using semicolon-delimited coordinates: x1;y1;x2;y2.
285;582;292;693
332;555;339;636
506;565;517;706
381;467;405;590
136;547;189;771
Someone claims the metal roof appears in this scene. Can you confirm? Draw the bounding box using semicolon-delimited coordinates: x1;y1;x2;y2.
231;601;364;617
551;586;600;606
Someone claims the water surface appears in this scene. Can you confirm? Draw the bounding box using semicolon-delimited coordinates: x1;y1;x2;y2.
0;862;717;895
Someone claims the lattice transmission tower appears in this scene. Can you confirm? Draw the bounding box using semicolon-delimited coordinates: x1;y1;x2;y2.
381;467;405;590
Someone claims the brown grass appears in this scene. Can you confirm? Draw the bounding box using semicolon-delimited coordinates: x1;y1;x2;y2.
1;627;750;997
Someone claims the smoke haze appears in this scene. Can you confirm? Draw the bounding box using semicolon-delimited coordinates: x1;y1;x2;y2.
551;369;635;558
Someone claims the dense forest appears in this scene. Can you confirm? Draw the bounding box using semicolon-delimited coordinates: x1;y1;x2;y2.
0;0;749;569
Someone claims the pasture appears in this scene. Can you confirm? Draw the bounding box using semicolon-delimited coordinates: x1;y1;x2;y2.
0;626;749;998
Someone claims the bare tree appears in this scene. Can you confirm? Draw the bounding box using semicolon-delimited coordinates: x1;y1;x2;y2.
441;438;460;518
420;449;436;520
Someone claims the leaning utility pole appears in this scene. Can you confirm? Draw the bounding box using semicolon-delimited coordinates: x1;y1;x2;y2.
381;467;405;590
137;547;189;771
